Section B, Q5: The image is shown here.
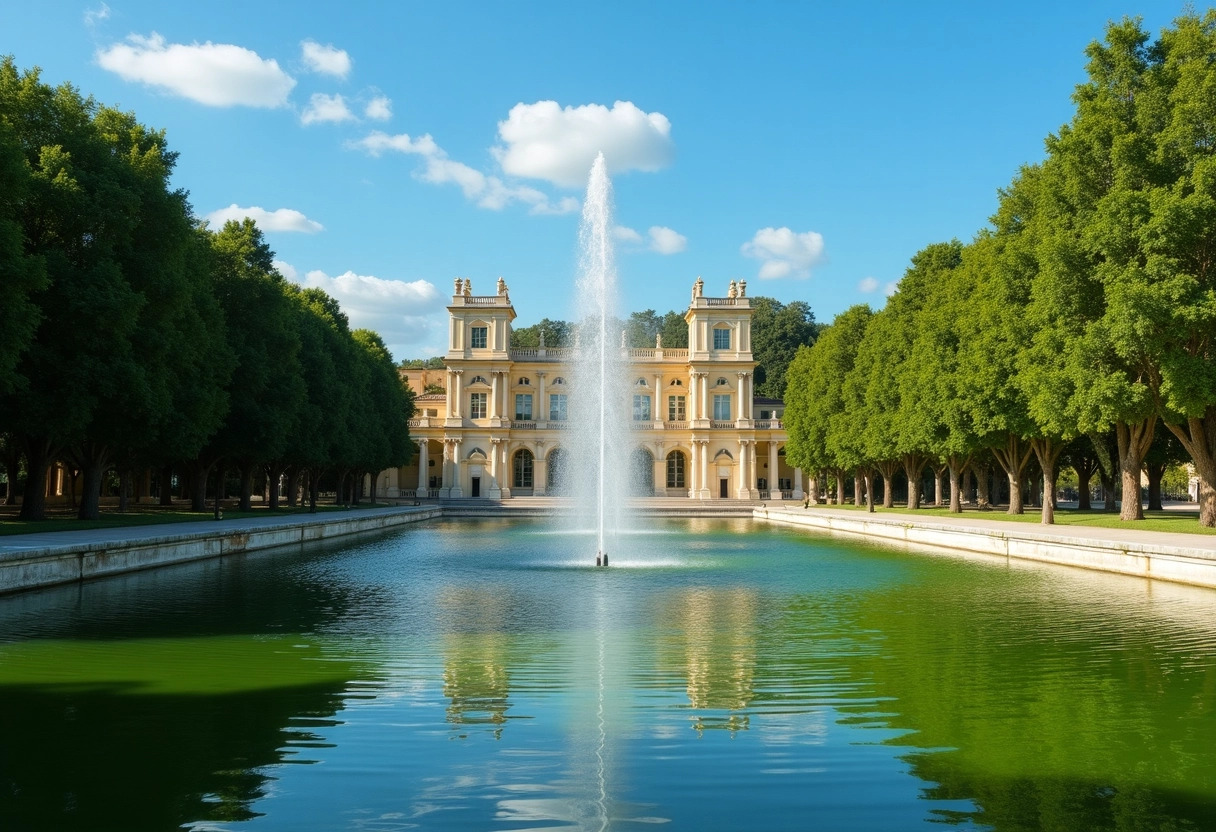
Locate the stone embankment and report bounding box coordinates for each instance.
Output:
[755,505,1216,589]
[0,505,441,595]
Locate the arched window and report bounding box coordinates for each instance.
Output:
[553,377,566,385]
[518,377,530,385]
[669,379,683,386]
[666,450,686,489]
[470,375,489,385]
[635,377,648,386]
[716,377,729,386]
[513,449,534,489]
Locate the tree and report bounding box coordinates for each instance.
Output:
[0,104,46,397]
[749,297,818,399]
[510,318,571,348]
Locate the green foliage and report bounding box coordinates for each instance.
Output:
[510,318,572,348]
[748,296,817,398]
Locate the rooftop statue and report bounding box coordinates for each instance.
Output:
[454,276,462,295]
[462,278,472,296]
[692,276,704,300]
[739,279,747,297]
[728,280,738,299]
[656,333,662,348]
[497,276,507,296]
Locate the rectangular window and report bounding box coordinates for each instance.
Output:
[713,328,731,350]
[632,394,651,421]
[668,395,686,421]
[713,394,731,421]
[470,392,487,419]
[549,393,568,421]
[514,393,533,421]
[471,326,488,349]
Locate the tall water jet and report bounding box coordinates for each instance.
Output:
[569,153,631,565]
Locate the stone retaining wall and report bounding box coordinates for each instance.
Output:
[755,507,1216,589]
[0,507,442,595]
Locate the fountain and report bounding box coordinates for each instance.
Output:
[569,153,631,566]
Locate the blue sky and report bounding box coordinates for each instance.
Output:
[5,0,1190,358]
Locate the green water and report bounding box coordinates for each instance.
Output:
[0,518,1213,831]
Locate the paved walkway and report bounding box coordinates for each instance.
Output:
[765,505,1216,555]
[0,504,433,555]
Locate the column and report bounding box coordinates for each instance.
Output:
[747,373,754,419]
[534,441,547,496]
[700,374,708,422]
[655,374,663,422]
[737,373,746,422]
[688,438,698,499]
[737,439,748,496]
[440,440,452,496]
[488,438,503,499]
[417,439,429,492]
[700,440,710,497]
[769,442,779,494]
[453,370,464,418]
[653,446,666,496]
[537,372,546,424]
[491,372,499,419]
[445,371,454,418]
[449,439,463,497]
[793,467,805,500]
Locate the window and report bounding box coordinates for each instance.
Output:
[549,393,568,421]
[670,379,683,386]
[513,449,534,488]
[759,410,772,420]
[668,395,686,421]
[470,375,488,385]
[515,393,533,421]
[713,394,731,421]
[716,377,728,386]
[633,394,651,421]
[471,326,488,349]
[666,451,686,489]
[635,377,647,386]
[552,376,566,385]
[713,327,731,350]
[518,377,530,385]
[470,392,487,419]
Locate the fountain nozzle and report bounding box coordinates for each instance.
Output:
[596,551,608,567]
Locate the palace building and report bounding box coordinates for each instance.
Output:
[378,277,805,501]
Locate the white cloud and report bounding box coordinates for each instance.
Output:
[647,226,686,255]
[206,204,323,233]
[614,225,643,243]
[275,260,447,357]
[741,227,825,279]
[493,100,674,187]
[364,95,392,121]
[96,33,295,108]
[350,130,579,215]
[858,276,879,293]
[300,40,351,79]
[301,92,355,125]
[84,3,110,26]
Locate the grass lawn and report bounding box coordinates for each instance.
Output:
[0,500,391,537]
[805,502,1216,535]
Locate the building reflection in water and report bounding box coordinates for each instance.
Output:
[657,587,758,736]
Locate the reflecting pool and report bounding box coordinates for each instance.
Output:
[1,518,1214,831]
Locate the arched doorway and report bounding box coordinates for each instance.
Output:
[512,449,534,494]
[547,447,568,495]
[666,450,686,493]
[631,448,654,495]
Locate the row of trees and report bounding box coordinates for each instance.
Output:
[785,14,1216,526]
[405,297,820,399]
[0,59,414,520]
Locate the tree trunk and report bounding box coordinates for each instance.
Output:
[308,469,320,513]
[835,470,845,507]
[863,470,875,512]
[962,468,973,506]
[1146,462,1165,511]
[808,475,819,504]
[190,460,213,512]
[160,463,174,507]
[18,438,54,521]
[975,461,991,509]
[238,461,256,513]
[1099,470,1118,512]
[118,468,130,513]
[285,467,300,508]
[71,443,109,521]
[1163,408,1216,527]
[1030,438,1063,525]
[1073,455,1096,510]
[265,463,284,510]
[853,474,862,506]
[878,461,898,508]
[947,454,970,514]
[933,465,946,507]
[902,454,925,510]
[1116,418,1155,521]
[991,434,1033,515]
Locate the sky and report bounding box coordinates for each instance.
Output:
[3,0,1193,358]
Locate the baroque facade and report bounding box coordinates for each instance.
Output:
[379,277,805,501]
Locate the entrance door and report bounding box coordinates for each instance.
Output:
[471,477,480,498]
[719,478,728,499]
